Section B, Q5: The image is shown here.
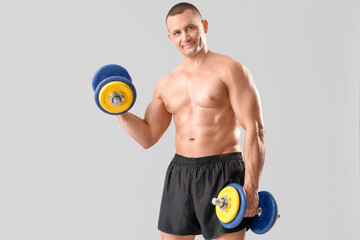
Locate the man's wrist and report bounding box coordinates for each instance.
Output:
[244,179,259,191]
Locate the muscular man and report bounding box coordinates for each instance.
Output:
[117,3,265,240]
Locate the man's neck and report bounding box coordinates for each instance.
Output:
[182,46,210,69]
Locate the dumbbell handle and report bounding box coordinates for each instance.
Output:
[212,197,280,218]
[109,93,124,107]
[212,197,261,214]
[212,198,225,207]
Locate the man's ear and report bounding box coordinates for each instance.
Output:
[168,34,171,40]
[202,19,209,33]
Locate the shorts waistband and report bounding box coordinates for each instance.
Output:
[172,152,243,166]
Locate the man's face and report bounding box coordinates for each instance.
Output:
[166,9,208,57]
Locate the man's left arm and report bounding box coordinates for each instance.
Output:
[222,61,265,217]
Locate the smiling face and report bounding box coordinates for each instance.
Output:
[166,9,208,58]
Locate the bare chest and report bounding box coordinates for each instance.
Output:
[161,72,229,114]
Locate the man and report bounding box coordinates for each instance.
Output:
[116,2,265,240]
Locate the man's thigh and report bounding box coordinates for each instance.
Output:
[216,229,246,240]
[161,232,195,240]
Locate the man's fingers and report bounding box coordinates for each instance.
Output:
[244,206,258,217]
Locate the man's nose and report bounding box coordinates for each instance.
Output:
[183,31,191,41]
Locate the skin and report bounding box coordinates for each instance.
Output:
[117,9,265,240]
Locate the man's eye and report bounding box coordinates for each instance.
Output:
[188,26,193,30]
[174,32,180,36]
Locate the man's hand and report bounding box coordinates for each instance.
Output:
[244,185,259,217]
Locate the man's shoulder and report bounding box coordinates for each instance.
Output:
[209,52,247,72]
[157,65,184,84]
[212,53,251,86]
[153,72,173,97]
[157,72,174,86]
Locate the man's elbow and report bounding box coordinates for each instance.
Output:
[140,138,157,149]
[258,126,265,143]
[141,141,153,149]
[244,122,265,142]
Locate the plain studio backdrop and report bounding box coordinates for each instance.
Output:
[0,0,359,239]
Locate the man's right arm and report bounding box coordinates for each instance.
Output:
[116,75,172,149]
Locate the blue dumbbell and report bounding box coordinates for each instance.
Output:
[92,64,137,115]
[212,183,279,234]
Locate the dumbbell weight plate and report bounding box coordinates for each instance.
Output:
[92,64,132,91]
[249,191,278,234]
[215,186,240,223]
[219,183,247,229]
[94,76,136,115]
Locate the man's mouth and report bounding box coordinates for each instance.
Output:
[183,41,196,48]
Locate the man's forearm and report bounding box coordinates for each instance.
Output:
[116,112,153,149]
[243,126,265,189]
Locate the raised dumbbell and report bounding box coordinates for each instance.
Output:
[92,64,136,115]
[212,183,279,234]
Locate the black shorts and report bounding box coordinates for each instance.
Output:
[158,152,252,240]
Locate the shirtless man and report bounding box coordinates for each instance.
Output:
[116,3,265,240]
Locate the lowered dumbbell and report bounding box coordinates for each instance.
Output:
[92,64,136,115]
[212,183,279,234]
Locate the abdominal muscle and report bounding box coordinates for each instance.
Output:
[173,104,242,158]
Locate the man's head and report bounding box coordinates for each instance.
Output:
[166,2,208,57]
[166,2,203,24]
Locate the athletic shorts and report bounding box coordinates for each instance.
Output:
[158,152,252,240]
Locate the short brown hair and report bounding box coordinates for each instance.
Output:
[166,2,202,23]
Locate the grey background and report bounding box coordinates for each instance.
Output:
[0,0,359,239]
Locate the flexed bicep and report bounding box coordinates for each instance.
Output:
[143,97,172,146]
[116,74,172,149]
